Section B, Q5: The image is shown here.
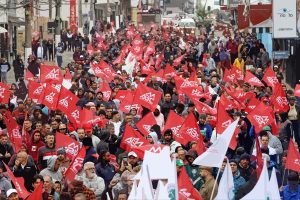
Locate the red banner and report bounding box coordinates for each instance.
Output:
[69,0,77,31]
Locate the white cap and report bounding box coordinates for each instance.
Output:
[128,151,138,158]
[7,189,17,197]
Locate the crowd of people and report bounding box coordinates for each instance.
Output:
[0,20,299,200]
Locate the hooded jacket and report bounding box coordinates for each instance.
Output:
[39,156,63,182]
[148,132,160,144]
[26,131,45,164]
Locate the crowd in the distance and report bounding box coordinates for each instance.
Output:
[0,20,299,200]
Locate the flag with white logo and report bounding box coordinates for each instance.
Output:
[120,124,149,152]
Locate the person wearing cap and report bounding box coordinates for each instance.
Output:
[199,165,218,200]
[185,150,202,190]
[230,159,246,199]
[281,171,300,200]
[0,162,12,196]
[76,162,105,198]
[238,153,254,181]
[6,188,18,200]
[287,96,300,151]
[39,155,63,182]
[176,159,184,175]
[198,113,213,142]
[120,151,140,174]
[83,124,100,149]
[13,151,37,191]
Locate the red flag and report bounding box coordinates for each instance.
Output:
[113,53,125,65]
[40,64,63,84]
[68,107,82,125]
[219,95,239,110]
[247,103,275,132]
[295,84,300,97]
[99,60,120,80]
[39,84,60,110]
[120,124,149,151]
[286,139,300,172]
[87,43,94,54]
[26,183,43,200]
[216,103,233,134]
[244,71,264,87]
[222,68,236,83]
[131,43,144,59]
[119,91,142,114]
[140,59,154,75]
[178,167,203,200]
[245,97,260,113]
[144,39,155,60]
[232,66,244,81]
[3,111,23,152]
[3,162,30,199]
[64,68,72,81]
[131,144,166,159]
[28,81,43,103]
[57,86,79,114]
[262,67,279,90]
[255,137,263,179]
[133,84,162,111]
[155,53,164,69]
[192,140,206,156]
[163,110,185,137]
[115,90,131,101]
[192,99,217,115]
[0,83,11,104]
[136,112,157,136]
[270,84,289,113]
[25,69,34,81]
[173,54,185,67]
[65,147,86,181]
[183,86,204,100]
[175,76,198,91]
[98,82,112,102]
[178,113,202,145]
[91,63,109,81]
[56,133,80,161]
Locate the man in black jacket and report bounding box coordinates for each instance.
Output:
[12,151,37,191]
[12,55,24,82]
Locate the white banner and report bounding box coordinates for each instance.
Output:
[273,0,298,38]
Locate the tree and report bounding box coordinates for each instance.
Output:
[196,0,211,20]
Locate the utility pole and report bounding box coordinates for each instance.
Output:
[78,0,82,28]
[107,0,110,23]
[24,0,32,66]
[54,0,61,46]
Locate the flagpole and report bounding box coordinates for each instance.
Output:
[209,166,221,200]
[281,169,286,187]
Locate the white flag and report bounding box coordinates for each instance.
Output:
[267,168,281,200]
[135,164,154,200]
[241,159,269,200]
[214,161,234,200]
[154,180,169,200]
[193,119,239,167]
[128,180,137,200]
